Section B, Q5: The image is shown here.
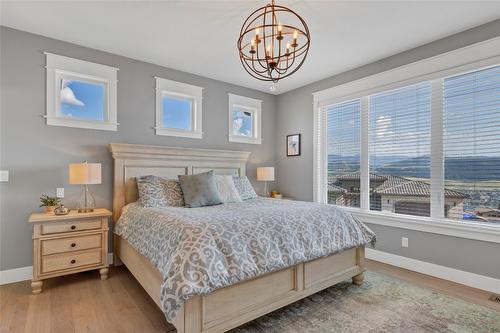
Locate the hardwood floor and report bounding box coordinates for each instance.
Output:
[0,267,172,333]
[1,260,498,333]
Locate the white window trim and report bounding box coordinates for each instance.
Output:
[313,37,500,243]
[155,77,203,139]
[45,52,118,131]
[228,93,262,144]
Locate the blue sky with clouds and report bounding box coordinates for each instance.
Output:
[60,80,105,120]
[232,109,252,137]
[328,66,500,161]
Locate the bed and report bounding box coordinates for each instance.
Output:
[110,143,375,333]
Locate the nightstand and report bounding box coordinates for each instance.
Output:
[28,208,111,294]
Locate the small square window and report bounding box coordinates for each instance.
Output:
[228,94,262,144]
[46,53,118,131]
[155,77,203,139]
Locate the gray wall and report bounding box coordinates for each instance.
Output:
[274,19,500,279]
[0,27,276,271]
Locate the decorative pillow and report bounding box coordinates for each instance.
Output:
[215,175,242,203]
[178,171,223,208]
[232,176,258,200]
[136,175,184,207]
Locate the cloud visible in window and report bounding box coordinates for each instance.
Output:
[61,81,85,106]
[233,118,243,134]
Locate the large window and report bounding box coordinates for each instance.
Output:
[369,83,431,216]
[315,63,500,226]
[326,100,361,207]
[444,65,500,223]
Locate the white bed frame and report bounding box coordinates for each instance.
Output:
[110,143,365,333]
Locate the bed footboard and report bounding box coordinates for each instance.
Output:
[116,236,365,333]
[175,246,365,333]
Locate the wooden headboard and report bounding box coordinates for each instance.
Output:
[109,143,251,222]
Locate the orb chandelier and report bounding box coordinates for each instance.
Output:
[237,0,311,83]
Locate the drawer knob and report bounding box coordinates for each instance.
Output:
[71,243,76,248]
[70,225,76,230]
[70,259,76,264]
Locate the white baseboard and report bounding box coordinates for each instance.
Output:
[0,253,115,286]
[0,266,33,285]
[2,250,497,294]
[366,248,500,294]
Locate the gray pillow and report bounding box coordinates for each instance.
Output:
[233,176,258,200]
[178,171,223,208]
[137,175,184,207]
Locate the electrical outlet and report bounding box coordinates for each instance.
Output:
[56,187,65,198]
[0,170,9,182]
[402,237,409,248]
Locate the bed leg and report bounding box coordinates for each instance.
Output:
[352,272,364,286]
[182,296,202,333]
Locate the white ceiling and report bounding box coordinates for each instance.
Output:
[1,1,500,94]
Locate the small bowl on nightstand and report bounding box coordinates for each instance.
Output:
[54,205,70,215]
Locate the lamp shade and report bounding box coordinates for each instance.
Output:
[257,167,275,182]
[69,163,102,185]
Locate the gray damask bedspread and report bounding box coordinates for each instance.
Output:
[114,198,376,322]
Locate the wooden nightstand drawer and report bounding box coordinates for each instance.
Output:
[41,249,102,274]
[41,219,102,235]
[41,234,102,255]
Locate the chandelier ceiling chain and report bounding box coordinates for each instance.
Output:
[237,0,311,83]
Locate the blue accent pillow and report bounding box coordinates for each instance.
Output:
[233,176,258,200]
[178,171,223,208]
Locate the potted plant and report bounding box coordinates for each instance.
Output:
[40,194,61,213]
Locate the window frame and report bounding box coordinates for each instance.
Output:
[45,52,118,131]
[155,77,203,139]
[313,37,500,242]
[228,93,262,144]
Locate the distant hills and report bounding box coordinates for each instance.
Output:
[328,154,500,180]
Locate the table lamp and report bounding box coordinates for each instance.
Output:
[257,167,275,197]
[69,162,101,213]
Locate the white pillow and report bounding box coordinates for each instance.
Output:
[215,175,243,203]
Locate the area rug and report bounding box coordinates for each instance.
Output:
[169,271,500,333]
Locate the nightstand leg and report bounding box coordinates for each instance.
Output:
[99,267,109,280]
[31,280,43,294]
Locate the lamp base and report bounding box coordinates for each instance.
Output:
[76,185,96,213]
[262,181,270,197]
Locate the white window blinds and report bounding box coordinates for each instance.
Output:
[314,56,500,225]
[369,83,432,217]
[326,100,361,207]
[443,65,500,222]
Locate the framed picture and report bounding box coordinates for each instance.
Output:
[287,134,301,157]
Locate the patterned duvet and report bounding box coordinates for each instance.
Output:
[114,198,376,322]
